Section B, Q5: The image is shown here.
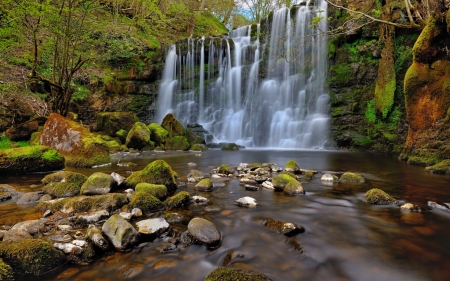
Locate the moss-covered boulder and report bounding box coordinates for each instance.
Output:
[186,129,206,145]
[101,214,140,251]
[125,160,178,191]
[80,172,116,195]
[285,160,300,173]
[40,113,110,167]
[165,136,190,150]
[37,193,128,214]
[161,113,185,137]
[129,192,166,213]
[217,164,233,175]
[165,191,190,209]
[116,129,128,144]
[339,172,365,183]
[96,112,138,137]
[0,258,13,280]
[195,179,213,192]
[135,183,168,200]
[148,123,169,146]
[284,180,305,195]
[125,122,153,150]
[205,267,272,281]
[221,143,239,151]
[365,188,397,205]
[425,159,450,174]
[42,171,87,198]
[0,239,65,275]
[0,145,64,175]
[190,143,208,151]
[272,173,298,191]
[5,120,39,141]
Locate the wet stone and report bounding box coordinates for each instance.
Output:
[245,184,259,191]
[222,251,245,266]
[0,191,12,201]
[136,218,170,236]
[262,218,305,236]
[187,217,222,248]
[236,197,257,208]
[156,242,178,253]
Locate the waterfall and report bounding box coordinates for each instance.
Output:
[156,0,329,149]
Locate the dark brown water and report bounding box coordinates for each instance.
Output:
[1,150,450,281]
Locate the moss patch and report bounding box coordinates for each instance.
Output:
[165,136,190,150]
[205,266,272,281]
[165,191,190,209]
[217,164,233,175]
[285,160,299,171]
[135,183,168,200]
[0,239,65,275]
[339,172,365,183]
[365,188,397,205]
[129,192,166,213]
[148,123,169,146]
[272,173,298,191]
[0,258,13,281]
[425,159,450,174]
[42,171,87,198]
[125,160,178,191]
[125,122,151,150]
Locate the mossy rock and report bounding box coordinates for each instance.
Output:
[165,191,190,209]
[125,160,178,191]
[37,193,128,214]
[217,164,233,175]
[284,180,305,195]
[272,173,298,191]
[194,178,213,192]
[165,136,190,150]
[5,120,39,141]
[116,129,128,144]
[425,159,450,174]
[0,239,65,275]
[161,113,185,137]
[96,112,137,137]
[247,163,262,170]
[365,188,397,205]
[129,192,166,213]
[0,258,13,281]
[135,183,168,200]
[185,129,205,145]
[0,145,64,175]
[30,131,41,146]
[339,172,365,183]
[205,266,272,281]
[285,160,300,173]
[80,172,116,195]
[104,140,122,152]
[190,143,208,151]
[42,171,87,198]
[221,143,239,151]
[125,122,151,150]
[148,123,169,146]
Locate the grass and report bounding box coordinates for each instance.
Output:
[0,136,30,150]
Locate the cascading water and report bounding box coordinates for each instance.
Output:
[156,0,330,149]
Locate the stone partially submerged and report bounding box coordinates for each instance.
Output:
[187,217,221,249]
[205,267,272,281]
[365,188,397,205]
[125,159,178,191]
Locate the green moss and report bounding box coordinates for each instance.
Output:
[135,183,168,199]
[217,164,233,174]
[339,172,365,183]
[148,123,169,145]
[165,136,190,150]
[365,188,396,204]
[0,136,30,150]
[0,258,13,281]
[330,63,351,86]
[425,159,450,174]
[42,149,63,161]
[165,191,190,209]
[272,173,298,191]
[125,160,178,191]
[125,122,151,150]
[190,144,206,151]
[129,192,166,213]
[30,132,41,146]
[66,135,110,168]
[205,266,272,281]
[328,37,338,59]
[3,146,42,159]
[42,171,87,198]
[407,155,439,166]
[221,143,239,151]
[116,129,128,143]
[161,113,185,137]
[285,160,299,171]
[0,239,65,275]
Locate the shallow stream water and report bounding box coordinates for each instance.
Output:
[1,149,450,281]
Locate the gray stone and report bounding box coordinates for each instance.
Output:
[136,218,170,236]
[236,197,257,208]
[119,212,133,220]
[76,210,109,224]
[187,169,205,182]
[86,224,110,251]
[17,191,43,205]
[131,208,142,217]
[102,214,140,251]
[187,217,221,248]
[111,172,126,186]
[80,172,115,195]
[192,195,208,203]
[262,181,275,190]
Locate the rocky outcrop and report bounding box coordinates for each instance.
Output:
[5,119,39,141]
[96,112,137,137]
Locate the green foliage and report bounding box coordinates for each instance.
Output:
[71,84,91,102]
[372,0,382,18]
[0,136,30,150]
[330,63,351,86]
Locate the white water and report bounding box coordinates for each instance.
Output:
[156,1,329,149]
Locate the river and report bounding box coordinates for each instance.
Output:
[1,149,450,281]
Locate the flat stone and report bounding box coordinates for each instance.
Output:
[262,181,275,190]
[119,212,133,220]
[136,218,170,236]
[236,197,257,208]
[245,184,259,191]
[76,210,109,223]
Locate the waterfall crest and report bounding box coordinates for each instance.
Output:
[157,1,329,149]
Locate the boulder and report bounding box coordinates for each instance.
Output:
[165,136,190,150]
[187,169,205,182]
[194,178,213,192]
[236,197,257,208]
[96,112,137,137]
[0,258,13,280]
[125,122,153,150]
[75,210,109,224]
[187,217,221,248]
[161,113,185,137]
[17,191,43,205]
[40,113,110,167]
[135,183,167,200]
[272,173,298,191]
[285,160,300,173]
[284,180,305,195]
[136,218,170,236]
[101,214,140,251]
[129,192,166,213]
[165,191,191,209]
[125,159,178,191]
[221,143,239,151]
[217,164,233,175]
[365,188,397,205]
[148,123,169,146]
[339,172,365,183]
[5,120,39,141]
[185,129,206,145]
[86,224,111,252]
[205,267,272,281]
[80,172,116,195]
[0,145,64,175]
[42,171,87,198]
[0,239,65,275]
[189,143,208,151]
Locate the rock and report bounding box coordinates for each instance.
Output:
[39,194,52,202]
[80,172,116,195]
[262,181,275,190]
[187,162,197,167]
[125,159,178,191]
[240,177,258,185]
[74,231,84,240]
[135,183,167,200]
[111,172,126,186]
[0,239,66,275]
[6,220,46,237]
[96,112,137,137]
[17,191,43,205]
[205,267,272,281]
[186,123,212,143]
[190,143,208,151]
[54,242,81,254]
[156,242,178,253]
[255,176,268,183]
[161,113,185,137]
[428,201,450,211]
[192,195,208,203]
[272,173,299,191]
[165,136,190,150]
[365,188,397,204]
[2,228,32,241]
[5,120,39,141]
[115,129,128,144]
[195,178,213,192]
[136,218,170,236]
[40,113,110,167]
[129,192,166,213]
[147,123,170,146]
[245,184,259,191]
[283,180,305,195]
[86,225,111,252]
[285,160,300,173]
[236,197,257,207]
[75,210,109,224]
[221,143,239,150]
[43,210,52,217]
[164,213,183,223]
[187,217,221,248]
[255,167,270,175]
[119,212,133,220]
[187,169,205,182]
[270,164,283,172]
[260,218,305,236]
[217,164,233,175]
[57,225,73,232]
[102,214,140,251]
[179,230,195,246]
[0,145,65,175]
[125,122,153,150]
[131,208,143,217]
[54,241,96,265]
[401,203,421,212]
[321,173,339,182]
[0,258,13,280]
[42,171,87,198]
[165,191,190,209]
[0,185,20,201]
[339,172,365,183]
